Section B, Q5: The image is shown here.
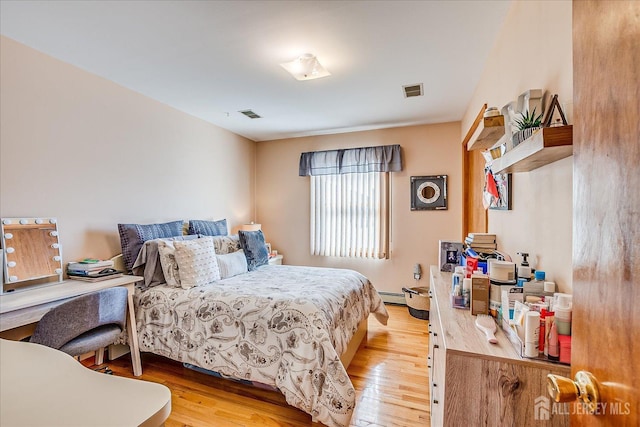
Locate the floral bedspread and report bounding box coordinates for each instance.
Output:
[134,264,389,427]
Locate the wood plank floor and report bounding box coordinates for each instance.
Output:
[101,304,430,427]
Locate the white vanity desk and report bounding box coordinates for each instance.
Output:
[0,338,171,426]
[0,275,143,376]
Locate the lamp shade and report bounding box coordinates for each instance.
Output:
[280,54,330,81]
[239,223,261,232]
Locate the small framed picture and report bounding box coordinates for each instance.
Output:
[488,172,512,210]
[439,240,463,272]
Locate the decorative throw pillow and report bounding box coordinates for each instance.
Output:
[157,238,202,288]
[118,220,183,272]
[173,237,220,289]
[216,250,248,279]
[134,235,200,288]
[187,219,228,236]
[238,230,269,271]
[212,234,242,255]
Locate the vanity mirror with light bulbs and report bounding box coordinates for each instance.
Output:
[1,217,64,293]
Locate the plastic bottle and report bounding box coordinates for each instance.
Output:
[462,277,471,308]
[548,321,560,361]
[517,252,532,281]
[452,266,465,294]
[538,309,546,354]
[524,311,540,358]
[554,300,572,336]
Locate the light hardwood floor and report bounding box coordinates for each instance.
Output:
[102,304,430,427]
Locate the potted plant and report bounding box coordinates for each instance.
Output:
[512,107,543,146]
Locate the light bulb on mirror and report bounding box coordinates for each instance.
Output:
[6,247,14,254]
[49,218,57,224]
[55,268,63,274]
[50,231,58,237]
[7,261,16,268]
[53,255,61,262]
[4,233,12,239]
[19,219,28,225]
[2,219,11,225]
[51,243,60,249]
[9,276,18,282]
[35,219,43,224]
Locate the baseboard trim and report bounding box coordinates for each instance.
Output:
[379,292,406,306]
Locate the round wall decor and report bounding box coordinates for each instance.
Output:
[411,175,448,210]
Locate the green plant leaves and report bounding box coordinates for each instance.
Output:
[514,107,543,131]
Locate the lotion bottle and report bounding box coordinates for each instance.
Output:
[517,252,531,281]
[548,320,560,361]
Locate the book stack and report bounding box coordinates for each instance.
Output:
[67,259,122,282]
[464,233,497,255]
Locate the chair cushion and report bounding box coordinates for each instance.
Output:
[30,287,128,351]
[58,324,123,357]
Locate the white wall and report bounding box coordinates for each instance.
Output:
[0,36,256,264]
[256,122,462,294]
[461,1,573,292]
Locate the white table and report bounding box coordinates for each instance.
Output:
[0,275,143,376]
[0,338,171,426]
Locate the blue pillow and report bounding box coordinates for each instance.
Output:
[238,230,269,271]
[118,220,183,272]
[188,219,228,236]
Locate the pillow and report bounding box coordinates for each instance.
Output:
[187,219,228,236]
[238,230,269,271]
[133,235,199,288]
[212,234,242,255]
[216,250,248,279]
[118,220,184,271]
[173,237,221,289]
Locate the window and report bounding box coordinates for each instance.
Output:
[310,171,389,258]
[299,144,402,259]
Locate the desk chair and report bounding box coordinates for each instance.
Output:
[29,287,128,367]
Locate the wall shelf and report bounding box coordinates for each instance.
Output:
[492,125,573,173]
[466,115,505,151]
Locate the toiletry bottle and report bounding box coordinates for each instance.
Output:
[517,252,531,282]
[462,278,471,308]
[538,309,546,354]
[548,320,560,361]
[544,312,554,357]
[452,266,465,294]
[524,311,540,358]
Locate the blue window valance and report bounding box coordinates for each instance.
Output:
[298,144,403,176]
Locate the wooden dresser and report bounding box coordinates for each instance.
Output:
[428,266,569,426]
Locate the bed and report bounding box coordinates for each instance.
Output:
[121,225,389,427]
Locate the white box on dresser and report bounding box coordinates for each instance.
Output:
[428,266,569,426]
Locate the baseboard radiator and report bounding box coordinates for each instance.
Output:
[379,292,406,306]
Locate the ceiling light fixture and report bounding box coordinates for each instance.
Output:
[280,53,331,81]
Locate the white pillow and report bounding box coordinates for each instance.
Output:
[216,250,248,279]
[174,237,221,289]
[157,240,181,287]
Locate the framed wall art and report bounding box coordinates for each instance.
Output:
[411,175,448,210]
[488,172,512,210]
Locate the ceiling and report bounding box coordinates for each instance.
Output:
[0,1,512,142]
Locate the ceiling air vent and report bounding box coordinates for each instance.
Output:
[403,83,423,98]
[239,109,262,119]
